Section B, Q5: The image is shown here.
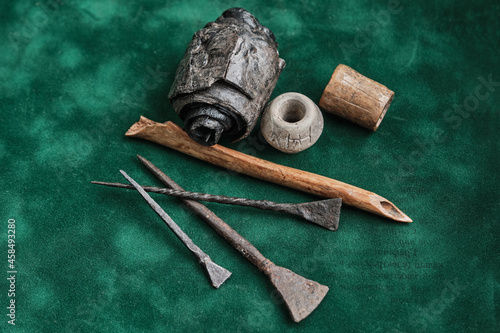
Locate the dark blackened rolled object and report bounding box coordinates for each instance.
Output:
[168,8,285,146]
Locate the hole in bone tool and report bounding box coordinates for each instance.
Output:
[380,201,400,217]
[280,100,306,123]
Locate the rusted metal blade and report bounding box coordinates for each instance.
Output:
[135,155,329,322]
[90,182,342,231]
[282,199,342,231]
[202,260,232,289]
[119,170,231,288]
[265,263,329,322]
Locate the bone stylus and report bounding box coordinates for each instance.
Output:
[136,155,329,323]
[118,170,231,289]
[125,117,412,223]
[91,181,342,231]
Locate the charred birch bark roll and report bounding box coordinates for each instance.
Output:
[168,8,285,146]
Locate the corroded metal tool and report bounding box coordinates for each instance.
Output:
[136,155,329,322]
[119,170,231,289]
[91,181,342,231]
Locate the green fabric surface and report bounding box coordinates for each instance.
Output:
[1,0,499,332]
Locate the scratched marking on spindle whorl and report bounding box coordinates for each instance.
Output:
[262,93,323,153]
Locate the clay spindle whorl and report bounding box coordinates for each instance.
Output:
[319,64,394,131]
[169,8,286,146]
[261,93,324,154]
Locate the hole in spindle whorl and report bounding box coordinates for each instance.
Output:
[279,99,306,123]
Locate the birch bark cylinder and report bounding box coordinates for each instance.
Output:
[319,64,394,131]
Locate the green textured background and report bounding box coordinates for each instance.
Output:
[1,0,499,332]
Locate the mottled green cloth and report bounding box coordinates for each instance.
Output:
[0,0,498,332]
